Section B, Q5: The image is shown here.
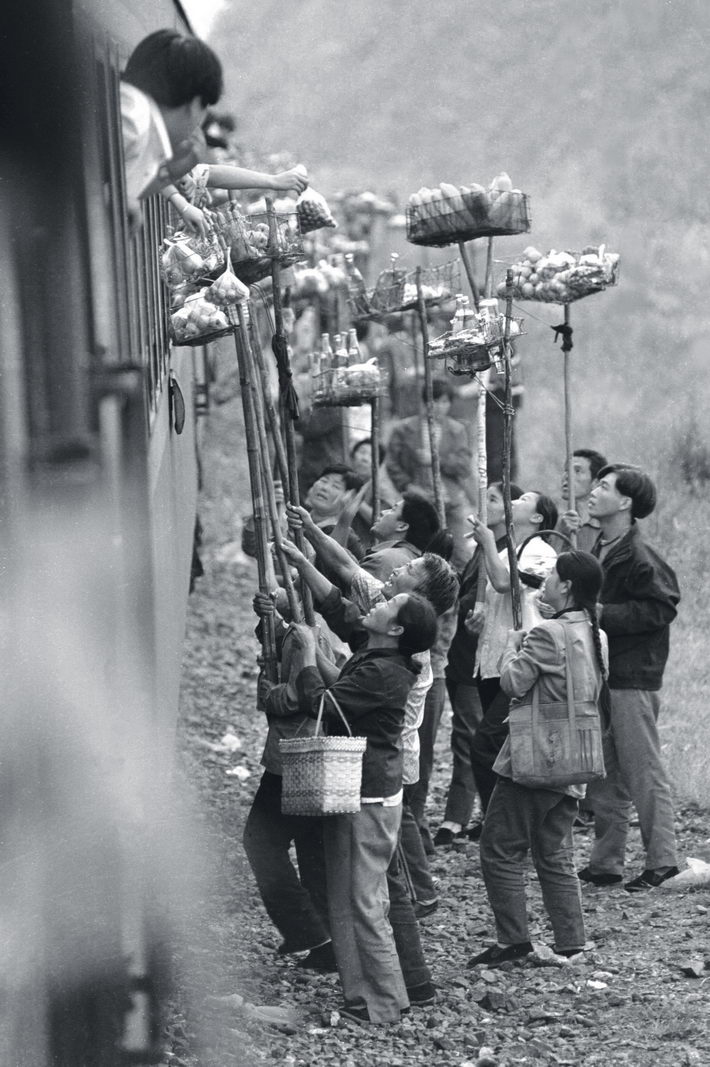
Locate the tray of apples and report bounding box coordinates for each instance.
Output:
[500,245,620,304]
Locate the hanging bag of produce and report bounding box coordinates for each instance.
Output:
[205,248,250,306]
[296,187,337,233]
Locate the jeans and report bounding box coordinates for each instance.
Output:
[324,804,408,1023]
[586,688,678,875]
[480,778,585,951]
[470,676,510,813]
[242,771,329,952]
[443,677,484,826]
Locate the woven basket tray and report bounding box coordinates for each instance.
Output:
[407,191,530,248]
[279,735,366,815]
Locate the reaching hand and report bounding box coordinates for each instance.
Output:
[558,509,582,534]
[180,203,212,239]
[288,622,317,651]
[280,538,309,569]
[253,591,276,618]
[505,628,526,649]
[286,503,315,534]
[274,168,309,193]
[467,516,495,547]
[465,606,485,635]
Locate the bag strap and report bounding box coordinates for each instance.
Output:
[314,689,353,738]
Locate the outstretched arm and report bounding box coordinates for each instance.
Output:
[286,504,360,586]
[205,164,308,194]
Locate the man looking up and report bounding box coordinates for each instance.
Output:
[557,448,607,553]
[579,465,681,891]
[360,491,442,583]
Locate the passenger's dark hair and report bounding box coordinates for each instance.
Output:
[425,529,454,562]
[396,593,438,656]
[573,448,608,482]
[316,463,363,493]
[124,30,223,109]
[422,378,454,403]
[530,491,559,533]
[401,490,440,551]
[351,437,385,467]
[596,464,656,520]
[555,551,610,720]
[415,553,460,616]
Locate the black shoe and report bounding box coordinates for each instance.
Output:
[466,822,483,841]
[277,940,310,957]
[433,827,466,847]
[553,946,585,958]
[340,1004,371,1025]
[295,941,337,972]
[574,809,595,829]
[624,866,680,892]
[468,941,533,967]
[414,899,439,920]
[406,981,436,1006]
[578,866,623,887]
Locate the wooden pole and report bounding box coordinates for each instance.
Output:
[484,236,494,299]
[245,332,303,623]
[266,197,316,625]
[458,241,480,310]
[232,305,279,682]
[501,268,522,630]
[416,266,446,526]
[370,395,382,524]
[563,302,577,547]
[248,315,290,489]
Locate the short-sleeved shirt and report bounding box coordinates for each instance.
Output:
[120,83,172,211]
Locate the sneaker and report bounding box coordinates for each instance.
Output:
[468,941,533,967]
[414,899,439,920]
[406,981,436,1006]
[624,866,680,892]
[578,866,623,887]
[295,941,337,972]
[433,827,466,847]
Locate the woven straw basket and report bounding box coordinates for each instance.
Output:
[279,691,366,816]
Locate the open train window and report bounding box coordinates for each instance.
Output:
[91,38,172,421]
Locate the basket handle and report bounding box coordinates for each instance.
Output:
[314,689,353,738]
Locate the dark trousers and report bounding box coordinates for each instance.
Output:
[470,676,510,814]
[386,840,432,990]
[399,798,437,904]
[243,770,329,952]
[443,677,484,826]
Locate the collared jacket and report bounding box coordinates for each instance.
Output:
[385,414,472,506]
[596,524,680,691]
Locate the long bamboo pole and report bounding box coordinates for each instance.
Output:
[232,304,279,681]
[245,329,303,623]
[501,268,522,630]
[474,242,494,603]
[563,302,577,547]
[416,267,446,526]
[265,198,316,625]
[370,395,382,524]
[458,241,480,310]
[248,309,290,489]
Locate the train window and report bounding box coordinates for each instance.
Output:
[92,38,172,421]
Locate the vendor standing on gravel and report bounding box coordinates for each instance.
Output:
[284,595,438,1026]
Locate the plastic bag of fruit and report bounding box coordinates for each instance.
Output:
[297,187,337,233]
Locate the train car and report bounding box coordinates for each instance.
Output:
[1,1,212,1062]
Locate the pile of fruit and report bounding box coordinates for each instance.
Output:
[170,292,231,345]
[296,188,337,233]
[499,244,620,304]
[406,173,529,246]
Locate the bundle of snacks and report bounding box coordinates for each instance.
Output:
[429,301,522,377]
[216,209,304,285]
[499,244,620,304]
[347,258,459,320]
[406,172,530,247]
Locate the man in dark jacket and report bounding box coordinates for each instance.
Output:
[579,465,681,891]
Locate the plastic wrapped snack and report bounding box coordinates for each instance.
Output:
[297,187,337,233]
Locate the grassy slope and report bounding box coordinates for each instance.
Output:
[210,0,710,799]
